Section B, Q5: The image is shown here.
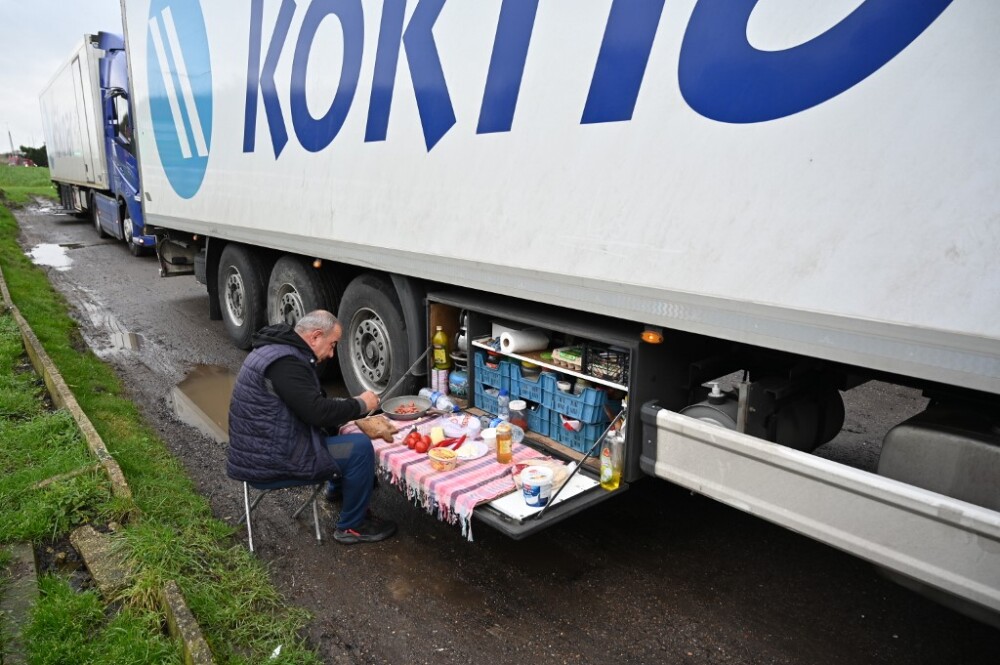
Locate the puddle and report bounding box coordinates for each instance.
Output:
[31,205,71,216]
[109,331,142,352]
[172,364,237,443]
[27,243,72,271]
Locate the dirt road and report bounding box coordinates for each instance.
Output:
[13,202,999,664]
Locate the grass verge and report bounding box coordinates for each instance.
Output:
[0,166,56,206]
[0,202,322,662]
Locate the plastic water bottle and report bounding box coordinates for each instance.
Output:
[418,388,458,412]
[497,388,510,421]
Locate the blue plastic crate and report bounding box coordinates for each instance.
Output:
[508,363,557,405]
[474,381,501,416]
[551,384,614,423]
[474,351,510,391]
[550,412,610,454]
[524,404,551,438]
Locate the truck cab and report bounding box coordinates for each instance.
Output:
[92,32,155,256]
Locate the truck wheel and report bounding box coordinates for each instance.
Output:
[92,195,109,239]
[338,273,416,397]
[266,256,343,327]
[218,244,267,349]
[120,205,143,257]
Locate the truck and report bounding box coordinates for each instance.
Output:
[119,0,999,625]
[39,32,155,256]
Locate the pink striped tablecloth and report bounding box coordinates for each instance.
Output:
[341,416,543,540]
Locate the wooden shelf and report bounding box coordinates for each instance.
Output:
[471,338,628,392]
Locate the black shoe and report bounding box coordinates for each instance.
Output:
[333,518,397,544]
[324,481,342,503]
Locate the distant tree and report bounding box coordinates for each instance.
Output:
[19,145,48,167]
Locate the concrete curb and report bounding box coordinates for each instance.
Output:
[161,581,216,665]
[0,264,214,663]
[0,266,131,504]
[0,544,38,665]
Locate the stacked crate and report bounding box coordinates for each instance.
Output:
[548,382,618,453]
[473,351,510,416]
[508,364,555,437]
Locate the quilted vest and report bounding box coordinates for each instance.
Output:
[226,343,340,483]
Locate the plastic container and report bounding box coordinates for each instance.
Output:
[520,360,541,378]
[428,447,457,472]
[481,427,497,450]
[521,466,554,507]
[550,346,584,372]
[509,399,528,430]
[443,413,482,439]
[448,368,468,398]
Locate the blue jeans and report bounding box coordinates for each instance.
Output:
[324,432,375,530]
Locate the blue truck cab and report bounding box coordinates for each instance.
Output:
[91,32,155,256]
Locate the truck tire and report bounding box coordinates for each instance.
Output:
[120,203,143,257]
[92,194,109,239]
[218,244,267,349]
[338,273,416,397]
[266,256,344,327]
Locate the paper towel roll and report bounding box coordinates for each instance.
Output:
[500,330,549,353]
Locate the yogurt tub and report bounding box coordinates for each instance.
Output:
[521,466,554,507]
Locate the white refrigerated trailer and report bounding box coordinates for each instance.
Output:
[120,0,999,624]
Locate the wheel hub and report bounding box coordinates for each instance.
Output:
[350,309,390,391]
[275,285,305,326]
[224,270,246,326]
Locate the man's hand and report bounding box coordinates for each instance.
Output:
[358,390,380,413]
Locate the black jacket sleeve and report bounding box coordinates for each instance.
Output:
[264,356,365,431]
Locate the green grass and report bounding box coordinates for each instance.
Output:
[0,203,322,662]
[0,165,56,205]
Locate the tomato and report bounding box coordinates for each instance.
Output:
[406,434,418,449]
[414,440,430,454]
[420,434,432,447]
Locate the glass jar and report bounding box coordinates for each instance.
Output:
[496,423,513,464]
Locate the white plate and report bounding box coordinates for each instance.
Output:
[455,440,488,461]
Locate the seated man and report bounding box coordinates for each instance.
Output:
[227,310,396,544]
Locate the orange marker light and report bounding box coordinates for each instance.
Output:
[641,327,664,344]
[312,258,322,269]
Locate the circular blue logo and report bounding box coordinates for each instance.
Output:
[147,0,212,199]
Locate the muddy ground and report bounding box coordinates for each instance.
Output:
[12,202,1000,664]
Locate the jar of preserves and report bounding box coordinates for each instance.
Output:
[496,423,513,464]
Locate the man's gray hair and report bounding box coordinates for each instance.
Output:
[294,310,340,334]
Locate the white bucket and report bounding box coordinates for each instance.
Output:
[521,466,554,507]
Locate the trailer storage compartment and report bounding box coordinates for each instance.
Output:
[417,291,681,539]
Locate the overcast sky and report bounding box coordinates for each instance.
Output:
[1,0,123,150]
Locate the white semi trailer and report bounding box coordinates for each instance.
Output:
[120,0,999,623]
